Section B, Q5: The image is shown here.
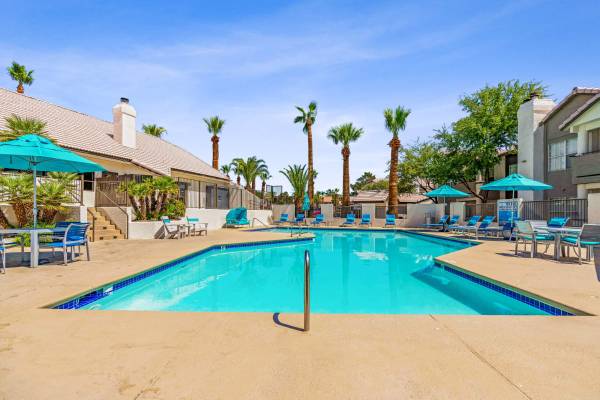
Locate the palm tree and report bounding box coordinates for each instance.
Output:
[220,164,232,178]
[230,159,242,185]
[7,62,34,94]
[203,116,225,169]
[142,124,167,138]
[327,123,364,206]
[294,102,317,205]
[383,106,411,215]
[280,164,308,212]
[232,157,268,192]
[260,171,272,198]
[1,114,50,142]
[38,181,70,223]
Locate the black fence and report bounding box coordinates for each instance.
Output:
[521,199,588,227]
[465,202,497,219]
[334,205,363,218]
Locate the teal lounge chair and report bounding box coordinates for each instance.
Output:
[384,214,396,228]
[341,214,356,226]
[311,214,325,226]
[421,215,449,230]
[466,216,499,239]
[293,213,306,225]
[450,215,480,233]
[274,213,289,224]
[561,224,600,264]
[225,208,250,228]
[359,214,371,226]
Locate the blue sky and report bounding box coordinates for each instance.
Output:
[2,0,599,191]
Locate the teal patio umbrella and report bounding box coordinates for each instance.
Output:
[301,193,310,212]
[0,134,106,228]
[480,173,552,222]
[425,185,469,204]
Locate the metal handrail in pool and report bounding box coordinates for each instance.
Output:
[304,250,310,332]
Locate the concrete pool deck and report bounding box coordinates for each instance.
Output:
[1,228,599,399]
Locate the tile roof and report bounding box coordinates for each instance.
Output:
[558,93,600,131]
[0,88,228,181]
[538,87,600,126]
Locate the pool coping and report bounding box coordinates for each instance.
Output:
[47,227,581,316]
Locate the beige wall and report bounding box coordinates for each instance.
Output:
[405,204,445,227]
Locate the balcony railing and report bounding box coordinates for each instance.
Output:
[570,151,600,184]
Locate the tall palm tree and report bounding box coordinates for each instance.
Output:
[220,164,232,178]
[327,123,364,206]
[383,106,411,215]
[203,116,225,169]
[142,123,167,138]
[260,171,272,198]
[294,102,317,205]
[0,114,50,142]
[7,62,34,94]
[230,159,242,185]
[280,164,308,212]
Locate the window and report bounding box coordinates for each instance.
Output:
[589,129,600,153]
[548,137,577,171]
[82,172,94,191]
[206,184,216,208]
[217,187,229,209]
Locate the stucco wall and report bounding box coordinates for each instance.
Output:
[588,192,600,224]
[272,204,295,221]
[404,204,445,227]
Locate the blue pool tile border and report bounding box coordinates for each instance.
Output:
[51,237,314,310]
[435,262,575,316]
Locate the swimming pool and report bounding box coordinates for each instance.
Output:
[62,229,572,315]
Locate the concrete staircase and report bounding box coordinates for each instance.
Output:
[87,208,125,241]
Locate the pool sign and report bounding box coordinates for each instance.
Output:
[497,198,522,225]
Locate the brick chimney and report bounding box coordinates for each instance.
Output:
[112,97,137,148]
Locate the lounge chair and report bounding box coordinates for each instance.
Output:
[0,234,24,273]
[40,223,91,265]
[311,214,325,226]
[561,224,600,264]
[185,216,208,236]
[225,208,250,228]
[293,213,306,225]
[463,216,495,237]
[421,215,449,230]
[274,213,289,225]
[341,214,356,227]
[449,216,480,233]
[467,216,500,239]
[161,216,186,239]
[384,214,396,228]
[359,213,372,227]
[514,221,554,258]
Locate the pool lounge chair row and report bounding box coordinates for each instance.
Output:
[161,216,208,239]
[275,213,389,227]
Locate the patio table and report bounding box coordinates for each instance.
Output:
[535,226,582,260]
[0,228,66,268]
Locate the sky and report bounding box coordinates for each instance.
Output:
[1,0,599,192]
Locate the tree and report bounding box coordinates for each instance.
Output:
[384,106,411,215]
[260,171,271,199]
[38,181,70,223]
[0,174,33,226]
[203,116,225,169]
[280,164,308,212]
[362,179,389,191]
[231,157,268,192]
[1,115,50,142]
[220,164,232,178]
[7,62,34,94]
[438,80,546,201]
[118,176,178,220]
[327,123,364,206]
[230,159,242,185]
[142,124,167,138]
[351,172,377,193]
[294,102,317,205]
[324,188,341,207]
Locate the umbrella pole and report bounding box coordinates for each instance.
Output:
[33,165,37,229]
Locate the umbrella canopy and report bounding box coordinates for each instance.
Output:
[0,134,106,228]
[0,134,105,173]
[425,185,469,199]
[480,173,552,192]
[301,193,310,212]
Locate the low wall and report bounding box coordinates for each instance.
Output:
[588,192,600,224]
[404,203,445,227]
[0,204,85,227]
[128,208,273,239]
[449,202,465,223]
[272,204,295,221]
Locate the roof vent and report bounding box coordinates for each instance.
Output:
[120,97,129,104]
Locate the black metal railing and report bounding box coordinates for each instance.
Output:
[334,205,362,218]
[521,198,588,227]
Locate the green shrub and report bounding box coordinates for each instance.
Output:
[164,198,185,219]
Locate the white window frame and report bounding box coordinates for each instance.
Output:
[548,137,577,172]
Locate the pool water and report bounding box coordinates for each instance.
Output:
[79,229,550,315]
